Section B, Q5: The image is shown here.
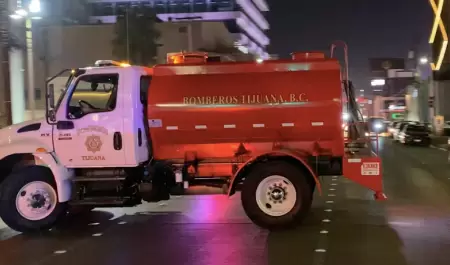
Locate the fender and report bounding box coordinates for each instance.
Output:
[33,152,74,203]
[227,149,322,196]
[0,141,73,203]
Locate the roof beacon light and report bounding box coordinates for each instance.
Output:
[94,60,130,67]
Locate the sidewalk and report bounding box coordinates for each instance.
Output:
[431,135,449,150]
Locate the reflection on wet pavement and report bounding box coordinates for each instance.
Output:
[1,138,450,265]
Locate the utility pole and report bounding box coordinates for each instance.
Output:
[0,0,12,126]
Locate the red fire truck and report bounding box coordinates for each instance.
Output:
[0,47,385,233]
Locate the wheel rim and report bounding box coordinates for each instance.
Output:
[15,181,57,221]
[255,175,297,217]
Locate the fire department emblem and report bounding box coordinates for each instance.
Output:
[85,135,103,153]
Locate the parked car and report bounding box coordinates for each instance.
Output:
[393,121,420,141]
[398,124,430,146]
[388,121,400,137]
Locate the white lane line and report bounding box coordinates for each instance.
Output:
[88,222,100,226]
[328,194,336,197]
[118,221,127,225]
[324,209,333,212]
[325,201,334,204]
[329,188,335,191]
[322,219,331,223]
[54,250,67,254]
[320,230,329,234]
[315,249,327,253]
[92,233,103,237]
[439,148,447,151]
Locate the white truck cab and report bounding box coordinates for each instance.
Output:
[0,61,155,232]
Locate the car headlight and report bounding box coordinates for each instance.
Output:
[374,123,383,129]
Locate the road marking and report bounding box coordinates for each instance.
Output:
[329,188,335,191]
[439,148,447,151]
[118,221,127,225]
[92,233,103,237]
[331,183,337,186]
[54,250,67,254]
[88,222,100,226]
[324,209,332,212]
[322,219,331,223]
[320,230,329,234]
[325,200,334,204]
[328,194,336,197]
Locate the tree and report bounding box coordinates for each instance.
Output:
[112,6,160,66]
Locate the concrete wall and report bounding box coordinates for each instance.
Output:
[433,80,450,120]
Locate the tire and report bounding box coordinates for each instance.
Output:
[0,166,67,233]
[241,161,312,230]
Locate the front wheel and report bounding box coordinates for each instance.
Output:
[241,161,312,230]
[0,166,67,233]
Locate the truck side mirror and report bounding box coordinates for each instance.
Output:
[48,83,55,108]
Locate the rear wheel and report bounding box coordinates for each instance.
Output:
[0,166,67,233]
[241,161,312,229]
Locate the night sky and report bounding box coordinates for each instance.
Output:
[267,0,433,91]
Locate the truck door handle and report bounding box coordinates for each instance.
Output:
[113,132,122,150]
[56,120,74,130]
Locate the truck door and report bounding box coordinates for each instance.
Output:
[53,72,126,167]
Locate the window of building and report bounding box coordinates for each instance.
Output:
[154,0,168,13]
[193,0,208,12]
[90,3,114,16]
[67,74,119,119]
[210,0,234,11]
[169,0,191,13]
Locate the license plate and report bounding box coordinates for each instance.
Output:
[414,139,421,142]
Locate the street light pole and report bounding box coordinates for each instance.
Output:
[25,18,35,120]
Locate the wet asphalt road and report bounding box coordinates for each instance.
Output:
[1,138,450,265]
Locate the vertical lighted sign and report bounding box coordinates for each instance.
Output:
[429,0,448,71]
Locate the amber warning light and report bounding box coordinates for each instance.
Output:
[167,52,208,64]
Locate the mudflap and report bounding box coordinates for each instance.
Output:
[342,156,387,201]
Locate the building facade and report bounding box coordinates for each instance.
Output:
[87,0,270,59]
[368,58,415,98]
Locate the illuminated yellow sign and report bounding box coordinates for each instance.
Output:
[183,94,308,105]
[429,0,448,71]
